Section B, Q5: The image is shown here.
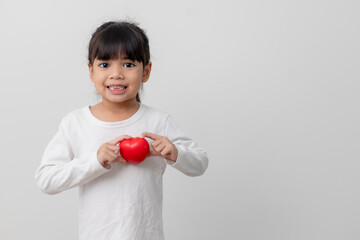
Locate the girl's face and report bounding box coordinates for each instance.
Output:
[88,57,151,106]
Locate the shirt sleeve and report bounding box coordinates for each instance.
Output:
[163,115,209,176]
[34,118,110,195]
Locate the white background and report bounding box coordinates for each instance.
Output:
[1,0,359,239]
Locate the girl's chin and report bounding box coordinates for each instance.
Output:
[103,94,138,103]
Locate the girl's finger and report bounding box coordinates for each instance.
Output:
[161,145,172,156]
[107,150,118,159]
[118,157,127,164]
[108,144,120,152]
[142,132,161,141]
[114,155,127,164]
[155,142,167,153]
[151,138,161,149]
[109,135,132,145]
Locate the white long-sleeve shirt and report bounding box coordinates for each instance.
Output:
[35,103,208,240]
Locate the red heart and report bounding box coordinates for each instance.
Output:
[119,137,150,165]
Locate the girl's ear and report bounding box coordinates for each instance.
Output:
[88,62,94,82]
[142,62,152,83]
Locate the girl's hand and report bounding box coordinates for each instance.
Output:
[141,132,178,162]
[97,135,132,168]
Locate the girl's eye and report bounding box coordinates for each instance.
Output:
[124,63,135,68]
[99,63,110,68]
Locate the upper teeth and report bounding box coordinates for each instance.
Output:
[109,86,125,90]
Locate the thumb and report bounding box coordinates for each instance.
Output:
[116,155,127,164]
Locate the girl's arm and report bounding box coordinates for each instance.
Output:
[34,119,110,195]
[143,115,209,176]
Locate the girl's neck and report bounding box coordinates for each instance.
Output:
[100,99,140,114]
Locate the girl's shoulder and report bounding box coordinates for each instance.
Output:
[142,104,167,115]
[141,104,174,121]
[58,105,90,125]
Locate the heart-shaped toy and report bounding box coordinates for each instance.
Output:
[119,137,150,165]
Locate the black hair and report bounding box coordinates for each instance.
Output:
[88,21,150,102]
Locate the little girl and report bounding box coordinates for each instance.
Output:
[35,21,208,240]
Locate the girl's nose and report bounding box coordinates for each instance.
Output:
[110,66,124,79]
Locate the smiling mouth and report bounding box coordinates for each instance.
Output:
[107,85,128,90]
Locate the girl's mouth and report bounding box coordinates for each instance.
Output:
[107,85,128,94]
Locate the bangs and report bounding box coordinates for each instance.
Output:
[91,24,144,63]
